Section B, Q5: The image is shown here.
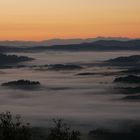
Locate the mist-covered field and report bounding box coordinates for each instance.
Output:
[0,50,140,133]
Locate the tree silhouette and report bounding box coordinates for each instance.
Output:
[0,111,31,140]
[47,119,81,140]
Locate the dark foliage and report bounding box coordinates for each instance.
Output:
[47,64,83,71]
[1,80,40,87]
[0,111,31,140]
[47,119,81,140]
[0,53,33,65]
[76,72,96,76]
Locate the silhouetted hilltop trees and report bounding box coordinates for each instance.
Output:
[1,80,40,87]
[76,72,96,76]
[0,53,33,65]
[47,64,83,71]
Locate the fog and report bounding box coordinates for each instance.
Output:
[0,51,140,131]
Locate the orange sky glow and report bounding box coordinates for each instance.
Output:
[0,0,140,40]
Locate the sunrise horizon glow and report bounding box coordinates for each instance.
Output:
[0,0,140,41]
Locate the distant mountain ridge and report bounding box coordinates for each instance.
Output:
[0,37,130,47]
[0,39,140,52]
[29,39,140,51]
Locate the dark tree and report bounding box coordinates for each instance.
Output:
[0,111,31,140]
[47,119,81,140]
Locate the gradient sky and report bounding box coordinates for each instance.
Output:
[0,0,140,40]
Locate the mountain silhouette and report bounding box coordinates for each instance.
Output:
[0,39,140,52]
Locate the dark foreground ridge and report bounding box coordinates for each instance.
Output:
[1,79,40,87]
[0,111,81,140]
[114,75,140,83]
[0,53,34,65]
[1,111,140,140]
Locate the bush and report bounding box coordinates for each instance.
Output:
[0,112,81,140]
[0,111,31,140]
[47,119,81,140]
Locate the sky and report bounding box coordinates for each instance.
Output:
[0,0,140,40]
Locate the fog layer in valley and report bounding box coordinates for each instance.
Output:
[0,51,140,131]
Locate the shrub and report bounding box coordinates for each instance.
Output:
[0,111,31,140]
[47,119,81,140]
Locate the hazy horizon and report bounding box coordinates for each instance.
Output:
[0,36,135,41]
